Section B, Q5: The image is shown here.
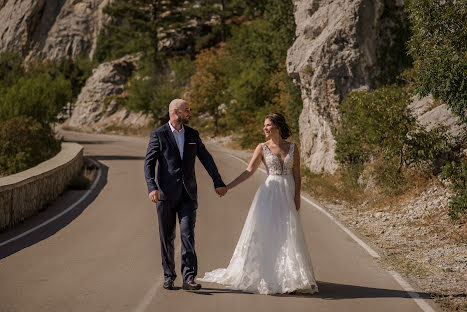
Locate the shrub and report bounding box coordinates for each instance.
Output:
[187,47,229,136]
[0,51,24,90]
[335,85,451,191]
[213,14,300,147]
[126,55,194,124]
[0,72,72,124]
[336,86,415,169]
[404,125,453,174]
[406,0,467,121]
[441,159,467,221]
[0,116,61,176]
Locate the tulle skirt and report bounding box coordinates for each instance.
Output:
[198,174,318,295]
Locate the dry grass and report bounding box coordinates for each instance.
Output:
[421,207,467,244]
[380,252,431,278]
[301,165,432,213]
[301,167,366,205]
[435,296,467,312]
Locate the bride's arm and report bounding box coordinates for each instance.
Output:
[226,144,263,190]
[292,144,301,211]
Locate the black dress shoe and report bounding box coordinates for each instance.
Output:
[182,280,201,290]
[163,279,174,290]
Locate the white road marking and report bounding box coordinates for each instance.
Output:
[0,158,102,248]
[229,154,437,312]
[388,270,437,312]
[300,195,380,258]
[133,244,181,312]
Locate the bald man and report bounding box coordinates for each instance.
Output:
[144,99,227,290]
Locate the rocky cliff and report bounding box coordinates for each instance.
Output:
[287,0,409,173]
[66,54,153,132]
[0,0,112,61]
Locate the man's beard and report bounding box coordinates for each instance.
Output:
[179,116,190,124]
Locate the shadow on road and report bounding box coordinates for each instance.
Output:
[92,155,145,161]
[0,159,108,259]
[188,281,435,300]
[184,287,250,295]
[303,281,432,300]
[63,139,115,145]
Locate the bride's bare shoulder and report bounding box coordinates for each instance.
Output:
[254,143,264,153]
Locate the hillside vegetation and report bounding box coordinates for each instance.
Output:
[331,0,466,221]
[92,0,301,146]
[0,52,93,175]
[0,0,465,223]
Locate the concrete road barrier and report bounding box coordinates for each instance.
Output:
[0,143,83,231]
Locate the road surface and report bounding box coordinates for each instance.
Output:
[0,130,439,312]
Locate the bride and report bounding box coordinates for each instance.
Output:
[198,113,319,295]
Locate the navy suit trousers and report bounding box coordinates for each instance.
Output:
[156,187,198,282]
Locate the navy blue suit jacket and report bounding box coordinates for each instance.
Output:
[144,123,225,201]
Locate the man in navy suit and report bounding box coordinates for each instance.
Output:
[144,99,227,290]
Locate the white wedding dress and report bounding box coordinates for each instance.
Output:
[198,142,318,295]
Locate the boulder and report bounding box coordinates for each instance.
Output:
[409,95,466,140]
[66,54,153,132]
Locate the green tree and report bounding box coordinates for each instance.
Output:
[335,86,451,191]
[441,159,467,220]
[94,0,154,62]
[0,52,24,90]
[55,57,94,100]
[187,47,228,135]
[185,0,300,146]
[126,55,194,123]
[0,72,72,124]
[336,87,415,170]
[407,0,467,121]
[0,116,60,176]
[263,0,296,62]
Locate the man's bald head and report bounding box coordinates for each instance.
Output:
[168,98,191,127]
[169,99,187,112]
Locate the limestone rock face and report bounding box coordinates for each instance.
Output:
[0,0,112,60]
[66,54,153,132]
[410,95,466,140]
[287,0,407,173]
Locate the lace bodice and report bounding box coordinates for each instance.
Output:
[262,142,295,175]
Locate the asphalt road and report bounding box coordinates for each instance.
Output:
[0,130,440,312]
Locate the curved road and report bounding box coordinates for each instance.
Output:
[0,130,440,312]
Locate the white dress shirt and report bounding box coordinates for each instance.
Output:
[168,121,185,159]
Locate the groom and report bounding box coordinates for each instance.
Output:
[144,98,227,291]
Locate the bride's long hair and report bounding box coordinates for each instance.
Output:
[265,113,291,139]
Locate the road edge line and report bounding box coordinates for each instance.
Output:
[0,157,102,248]
[133,244,181,312]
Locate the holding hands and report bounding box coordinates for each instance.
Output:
[215,186,228,197]
[150,188,228,203]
